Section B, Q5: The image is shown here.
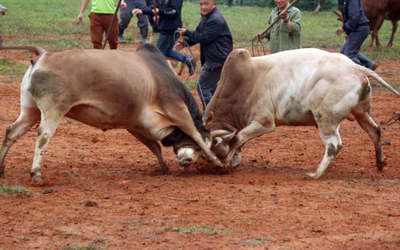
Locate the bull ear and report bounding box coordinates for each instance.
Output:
[203,111,214,130]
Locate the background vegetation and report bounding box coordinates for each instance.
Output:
[0,0,398,60]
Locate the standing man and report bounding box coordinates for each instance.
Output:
[335,0,377,70]
[176,0,233,111]
[78,0,127,49]
[118,0,149,44]
[264,0,301,54]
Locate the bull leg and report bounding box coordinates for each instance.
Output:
[307,125,343,179]
[0,108,41,177]
[128,131,169,175]
[30,111,64,183]
[313,3,321,13]
[354,112,386,171]
[387,20,398,48]
[224,120,274,167]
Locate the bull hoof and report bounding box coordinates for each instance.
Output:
[211,160,223,168]
[377,156,387,171]
[228,165,239,171]
[30,175,43,186]
[306,172,320,179]
[150,169,170,176]
[30,171,43,183]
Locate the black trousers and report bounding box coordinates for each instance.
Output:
[197,66,223,110]
[340,24,373,68]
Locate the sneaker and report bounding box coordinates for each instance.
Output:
[118,35,126,44]
[185,57,197,76]
[370,62,378,71]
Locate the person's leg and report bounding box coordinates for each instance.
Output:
[341,25,370,65]
[156,33,171,56]
[357,53,377,70]
[157,34,188,62]
[197,66,222,111]
[105,14,119,49]
[118,3,134,43]
[89,12,104,49]
[138,21,149,43]
[135,0,149,43]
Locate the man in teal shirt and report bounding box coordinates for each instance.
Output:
[78,0,127,49]
[265,0,301,54]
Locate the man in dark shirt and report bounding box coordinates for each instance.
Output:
[177,0,233,111]
[335,0,377,70]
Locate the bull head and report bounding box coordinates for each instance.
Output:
[175,112,214,167]
[210,129,242,168]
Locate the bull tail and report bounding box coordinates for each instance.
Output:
[358,65,400,98]
[0,45,46,57]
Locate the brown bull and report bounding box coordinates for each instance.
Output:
[0,43,220,183]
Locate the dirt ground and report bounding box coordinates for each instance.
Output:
[1,39,400,250]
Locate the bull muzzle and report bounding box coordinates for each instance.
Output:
[175,147,202,166]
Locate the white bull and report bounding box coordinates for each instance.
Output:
[204,48,400,179]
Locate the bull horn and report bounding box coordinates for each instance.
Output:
[211,129,234,138]
[214,137,223,146]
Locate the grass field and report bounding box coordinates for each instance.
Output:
[0,0,399,60]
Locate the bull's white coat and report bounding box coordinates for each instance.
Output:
[206,48,400,179]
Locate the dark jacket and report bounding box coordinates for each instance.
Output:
[338,0,369,35]
[154,0,183,35]
[184,7,233,70]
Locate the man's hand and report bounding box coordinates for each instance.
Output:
[178,28,187,36]
[279,11,288,21]
[335,27,345,36]
[121,1,127,10]
[132,8,143,14]
[78,13,84,24]
[152,8,159,15]
[153,15,159,24]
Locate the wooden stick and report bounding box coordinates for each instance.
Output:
[103,0,122,49]
[257,0,300,40]
[152,0,159,24]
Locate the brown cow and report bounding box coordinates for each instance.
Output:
[317,0,398,50]
[204,48,400,179]
[313,0,325,13]
[363,0,400,50]
[0,44,221,183]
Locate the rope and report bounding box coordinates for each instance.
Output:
[173,30,207,110]
[251,38,269,57]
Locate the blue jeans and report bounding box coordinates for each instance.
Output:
[156,33,190,63]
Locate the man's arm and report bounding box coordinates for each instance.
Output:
[185,19,223,45]
[78,0,90,23]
